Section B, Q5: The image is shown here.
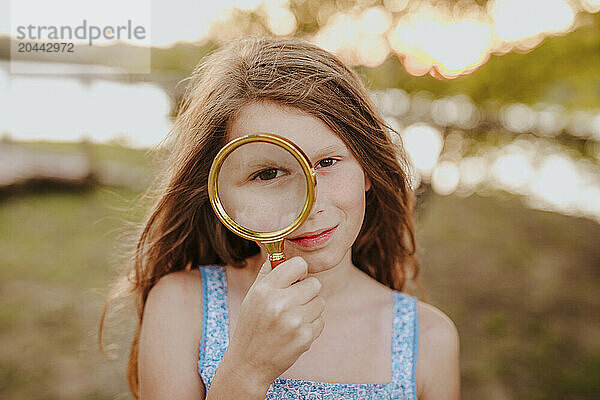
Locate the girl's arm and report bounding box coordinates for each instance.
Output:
[416,301,461,400]
[138,271,207,399]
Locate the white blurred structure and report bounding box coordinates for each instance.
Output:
[0,62,172,149]
[371,89,600,224]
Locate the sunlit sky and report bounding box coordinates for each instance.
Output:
[2,0,599,77]
[314,0,595,77]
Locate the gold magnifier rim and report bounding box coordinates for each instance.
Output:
[207,133,317,242]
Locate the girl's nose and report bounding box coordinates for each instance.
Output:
[307,174,327,218]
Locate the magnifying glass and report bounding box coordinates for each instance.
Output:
[208,133,317,269]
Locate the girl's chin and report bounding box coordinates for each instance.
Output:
[297,252,345,273]
[306,263,335,274]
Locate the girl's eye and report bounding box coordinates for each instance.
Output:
[316,158,338,169]
[252,168,281,181]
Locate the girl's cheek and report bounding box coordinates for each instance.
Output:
[324,163,367,211]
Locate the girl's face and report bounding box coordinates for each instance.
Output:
[226,101,371,273]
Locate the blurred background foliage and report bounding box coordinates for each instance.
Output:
[1,0,599,399]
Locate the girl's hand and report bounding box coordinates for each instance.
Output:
[225,256,325,387]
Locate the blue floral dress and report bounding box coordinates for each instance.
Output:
[197,265,419,399]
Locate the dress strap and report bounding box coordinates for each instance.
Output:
[391,290,419,399]
[198,266,230,387]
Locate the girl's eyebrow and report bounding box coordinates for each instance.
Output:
[311,144,346,161]
[243,160,278,169]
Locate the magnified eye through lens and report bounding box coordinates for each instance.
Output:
[217,141,308,233]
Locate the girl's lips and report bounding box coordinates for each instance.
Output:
[288,225,338,248]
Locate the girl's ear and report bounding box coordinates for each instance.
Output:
[364,174,372,192]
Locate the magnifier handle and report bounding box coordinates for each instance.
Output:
[265,241,285,269]
[267,241,285,269]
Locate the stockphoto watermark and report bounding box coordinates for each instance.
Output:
[10,0,151,74]
[15,20,147,46]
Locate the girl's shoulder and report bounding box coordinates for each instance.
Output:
[143,267,205,335]
[147,265,226,318]
[415,300,458,341]
[150,267,204,302]
[414,300,460,399]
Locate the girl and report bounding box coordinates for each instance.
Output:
[100,36,460,399]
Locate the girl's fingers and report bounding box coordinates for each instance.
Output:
[266,257,308,289]
[309,315,325,338]
[286,276,321,305]
[300,296,325,323]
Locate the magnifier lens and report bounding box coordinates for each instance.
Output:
[216,141,308,233]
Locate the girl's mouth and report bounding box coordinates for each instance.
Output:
[288,225,338,248]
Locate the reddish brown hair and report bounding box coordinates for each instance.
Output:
[99,35,420,399]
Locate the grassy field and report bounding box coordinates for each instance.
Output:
[417,192,600,400]
[1,142,599,399]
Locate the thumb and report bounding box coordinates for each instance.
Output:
[254,257,272,282]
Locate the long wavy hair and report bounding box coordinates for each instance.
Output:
[99,35,421,399]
